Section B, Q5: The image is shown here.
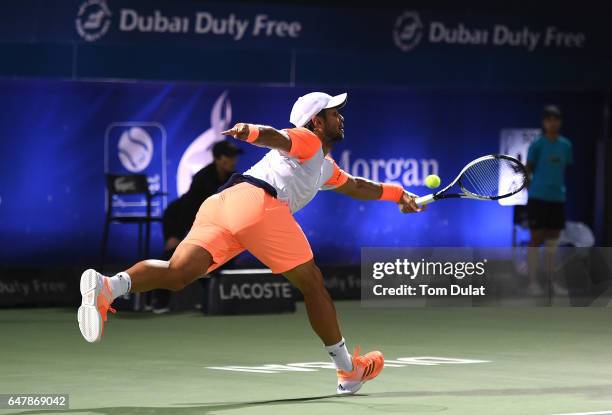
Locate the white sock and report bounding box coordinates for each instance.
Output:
[325,338,353,372]
[107,272,131,300]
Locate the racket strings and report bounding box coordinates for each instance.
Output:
[462,159,499,196]
[470,161,498,195]
[461,158,525,198]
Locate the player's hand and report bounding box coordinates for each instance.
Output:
[398,192,425,213]
[221,123,250,141]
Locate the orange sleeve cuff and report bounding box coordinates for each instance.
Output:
[380,183,404,202]
[324,162,349,188]
[285,127,321,162]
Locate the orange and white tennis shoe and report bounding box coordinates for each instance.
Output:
[77,269,116,343]
[336,347,384,394]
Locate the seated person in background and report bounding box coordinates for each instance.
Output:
[152,141,243,313]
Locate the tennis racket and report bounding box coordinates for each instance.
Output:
[415,154,527,206]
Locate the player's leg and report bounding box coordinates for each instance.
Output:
[235,188,383,394]
[282,259,383,394]
[124,244,212,292]
[78,244,213,343]
[229,187,343,347]
[78,192,243,343]
[283,259,341,346]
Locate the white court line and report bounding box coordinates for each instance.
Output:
[552,411,612,415]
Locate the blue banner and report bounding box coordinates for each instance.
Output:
[1,1,605,54]
[0,79,601,266]
[1,1,611,87]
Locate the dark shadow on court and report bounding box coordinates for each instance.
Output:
[11,384,612,415]
[360,383,612,399]
[10,394,345,415]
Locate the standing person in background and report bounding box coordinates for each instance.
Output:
[152,141,243,313]
[526,105,573,295]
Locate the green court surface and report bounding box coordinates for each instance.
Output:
[1,302,611,415]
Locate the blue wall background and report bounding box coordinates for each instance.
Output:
[0,79,602,266]
[0,1,607,265]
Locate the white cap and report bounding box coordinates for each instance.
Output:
[289,92,347,127]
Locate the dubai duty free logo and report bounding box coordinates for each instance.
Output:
[393,11,423,52]
[75,0,112,42]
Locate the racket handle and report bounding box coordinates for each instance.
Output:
[415,194,435,206]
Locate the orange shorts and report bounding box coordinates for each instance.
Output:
[180,182,313,274]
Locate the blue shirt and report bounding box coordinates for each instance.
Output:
[527,135,573,202]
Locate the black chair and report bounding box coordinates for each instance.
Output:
[101,174,165,269]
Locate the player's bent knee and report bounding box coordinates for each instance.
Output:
[164,261,204,291]
[164,265,200,291]
[165,274,188,291]
[164,243,212,291]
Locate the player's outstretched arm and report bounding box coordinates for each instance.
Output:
[333,176,384,200]
[221,123,292,152]
[334,176,424,213]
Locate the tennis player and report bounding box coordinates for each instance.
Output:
[78,92,424,394]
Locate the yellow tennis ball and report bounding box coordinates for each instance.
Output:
[424,174,441,189]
